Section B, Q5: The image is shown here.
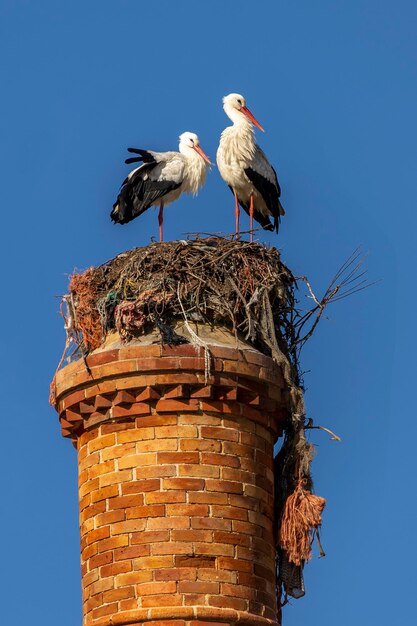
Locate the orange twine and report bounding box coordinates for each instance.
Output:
[280,479,326,566]
[69,269,103,351]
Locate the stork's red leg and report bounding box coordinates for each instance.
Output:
[249,193,254,243]
[234,190,240,239]
[158,202,164,242]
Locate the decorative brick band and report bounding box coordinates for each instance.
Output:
[55,343,289,443]
[54,340,290,626]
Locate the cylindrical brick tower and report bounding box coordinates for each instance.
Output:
[54,326,291,626]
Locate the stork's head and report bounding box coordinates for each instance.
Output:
[222,93,264,131]
[179,132,211,164]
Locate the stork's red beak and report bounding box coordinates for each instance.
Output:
[241,106,265,132]
[193,144,211,164]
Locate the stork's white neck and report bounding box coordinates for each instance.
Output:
[223,102,253,128]
[181,149,208,195]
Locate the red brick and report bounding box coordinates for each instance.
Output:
[179,357,206,370]
[217,557,252,572]
[119,345,161,359]
[175,555,215,568]
[154,567,196,581]
[208,595,248,611]
[135,414,177,427]
[117,428,155,443]
[163,478,205,491]
[113,390,136,405]
[85,526,110,545]
[163,384,190,399]
[178,464,219,478]
[79,401,95,415]
[193,542,234,557]
[213,531,251,547]
[158,452,199,465]
[198,568,235,583]
[91,602,118,619]
[81,543,98,562]
[145,491,186,504]
[89,551,113,570]
[205,480,243,495]
[180,439,221,453]
[136,439,178,453]
[122,479,160,494]
[170,529,212,542]
[179,581,220,594]
[136,386,161,402]
[99,469,133,488]
[131,530,170,545]
[147,517,190,531]
[95,510,125,527]
[200,400,240,415]
[79,478,99,498]
[151,541,193,555]
[101,422,135,435]
[161,344,198,357]
[62,389,85,410]
[101,442,136,461]
[201,452,240,468]
[94,394,113,409]
[80,501,106,524]
[114,544,149,560]
[137,581,176,595]
[208,346,239,361]
[88,434,115,453]
[88,460,115,479]
[221,582,256,599]
[135,465,177,479]
[191,518,231,531]
[108,494,144,510]
[211,505,247,521]
[98,535,129,552]
[90,484,118,503]
[86,350,119,367]
[111,403,151,418]
[141,594,183,608]
[136,556,174,569]
[188,492,228,505]
[115,571,153,586]
[102,586,136,603]
[118,453,157,469]
[111,519,147,535]
[190,385,213,399]
[100,562,132,577]
[155,425,197,438]
[166,503,209,517]
[179,414,219,426]
[126,504,165,519]
[155,399,200,413]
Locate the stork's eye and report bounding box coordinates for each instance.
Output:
[237,99,242,106]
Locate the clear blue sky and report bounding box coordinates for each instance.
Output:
[1,1,416,624]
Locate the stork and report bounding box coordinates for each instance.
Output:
[216,93,285,241]
[111,132,211,241]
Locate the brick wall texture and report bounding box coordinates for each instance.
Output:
[54,338,289,626]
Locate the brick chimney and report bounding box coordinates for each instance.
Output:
[54,325,290,626]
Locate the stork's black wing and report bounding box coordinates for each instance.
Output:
[244,166,284,233]
[111,151,182,225]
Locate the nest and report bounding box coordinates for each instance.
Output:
[61,237,299,376]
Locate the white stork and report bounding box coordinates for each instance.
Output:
[216,93,285,241]
[111,132,211,241]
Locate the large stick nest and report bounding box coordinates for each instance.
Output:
[64,237,300,378]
